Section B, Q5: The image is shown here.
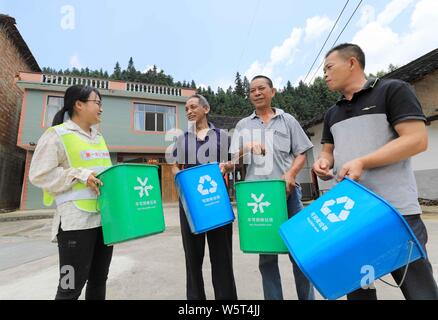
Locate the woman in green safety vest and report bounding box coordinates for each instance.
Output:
[29,85,113,300]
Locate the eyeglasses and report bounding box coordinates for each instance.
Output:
[86,100,103,107]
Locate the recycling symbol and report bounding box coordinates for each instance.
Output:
[320,196,355,223]
[197,175,218,196]
[247,193,271,214]
[134,177,153,198]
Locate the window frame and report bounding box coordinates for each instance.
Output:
[132,101,177,134]
[43,95,64,128]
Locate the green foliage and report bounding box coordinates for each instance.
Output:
[42,62,351,122]
[234,72,245,97]
[367,64,399,79]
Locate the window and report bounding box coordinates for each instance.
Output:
[134,103,176,132]
[44,96,63,127]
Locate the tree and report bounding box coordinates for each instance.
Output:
[243,76,250,97]
[285,80,293,93]
[41,62,340,123]
[388,64,399,72]
[368,64,400,78]
[112,62,122,80]
[126,57,137,81]
[234,72,245,97]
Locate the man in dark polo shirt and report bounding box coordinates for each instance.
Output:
[169,94,237,300]
[313,43,438,300]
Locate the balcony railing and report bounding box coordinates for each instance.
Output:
[19,72,196,97]
[42,74,109,89]
[126,82,182,96]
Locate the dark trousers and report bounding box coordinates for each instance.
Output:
[55,226,113,300]
[179,204,238,300]
[347,214,438,300]
[258,186,315,300]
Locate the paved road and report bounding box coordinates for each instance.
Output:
[0,208,437,300]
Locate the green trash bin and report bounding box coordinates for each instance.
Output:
[235,180,289,254]
[97,164,165,245]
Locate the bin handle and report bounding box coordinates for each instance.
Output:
[224,151,251,190]
[379,240,414,288]
[227,148,270,194]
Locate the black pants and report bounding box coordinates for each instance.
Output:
[179,204,238,300]
[55,226,113,300]
[347,214,438,300]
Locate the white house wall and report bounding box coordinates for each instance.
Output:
[308,122,336,193]
[308,121,438,200]
[412,121,438,200]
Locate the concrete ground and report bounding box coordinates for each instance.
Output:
[0,205,438,300]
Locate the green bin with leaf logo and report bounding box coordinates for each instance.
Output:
[97,164,165,245]
[235,180,289,253]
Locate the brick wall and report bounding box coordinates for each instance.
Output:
[0,24,34,210]
[412,70,438,117]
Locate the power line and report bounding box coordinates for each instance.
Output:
[303,0,350,83]
[308,0,363,84]
[236,0,261,74]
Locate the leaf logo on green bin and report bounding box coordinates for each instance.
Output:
[197,175,218,196]
[133,177,153,198]
[247,193,271,214]
[320,196,355,223]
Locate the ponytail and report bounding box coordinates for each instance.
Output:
[50,85,101,127]
[52,108,68,126]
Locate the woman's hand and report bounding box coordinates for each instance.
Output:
[87,172,103,196]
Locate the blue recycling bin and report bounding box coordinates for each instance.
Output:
[279,177,426,300]
[175,162,235,234]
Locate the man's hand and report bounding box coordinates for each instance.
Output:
[312,158,334,181]
[282,171,296,197]
[337,158,365,181]
[171,165,180,177]
[244,142,266,156]
[86,172,103,196]
[219,161,234,174]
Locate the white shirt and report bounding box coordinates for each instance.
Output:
[29,120,104,242]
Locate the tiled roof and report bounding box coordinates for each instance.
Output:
[382,48,438,83]
[0,14,40,72]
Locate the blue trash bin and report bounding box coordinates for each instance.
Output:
[279,177,426,300]
[175,162,235,234]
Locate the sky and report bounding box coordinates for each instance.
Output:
[1,0,438,90]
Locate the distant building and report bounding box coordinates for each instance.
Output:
[16,71,196,209]
[0,14,41,211]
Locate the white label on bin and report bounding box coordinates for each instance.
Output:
[202,195,221,206]
[247,216,274,227]
[320,196,355,223]
[134,177,153,198]
[247,193,271,214]
[197,175,218,196]
[136,200,157,211]
[308,212,328,232]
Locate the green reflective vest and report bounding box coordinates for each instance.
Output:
[43,123,112,212]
